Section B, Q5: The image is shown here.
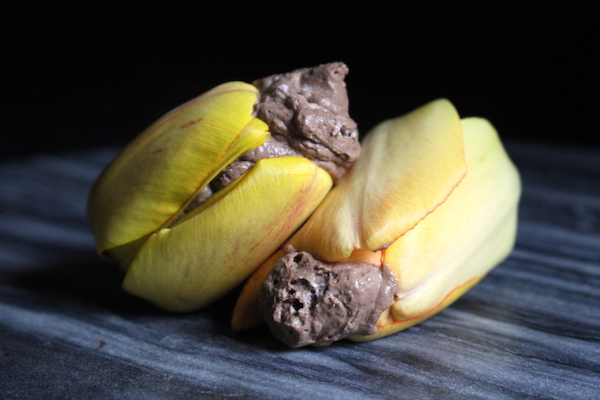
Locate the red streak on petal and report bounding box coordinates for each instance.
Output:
[151,148,166,155]
[179,117,203,129]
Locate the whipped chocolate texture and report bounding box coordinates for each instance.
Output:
[259,246,398,348]
[176,63,360,221]
[219,62,360,186]
[247,62,361,183]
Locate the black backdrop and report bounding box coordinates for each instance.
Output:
[3,2,598,161]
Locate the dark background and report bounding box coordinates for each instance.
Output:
[2,2,598,161]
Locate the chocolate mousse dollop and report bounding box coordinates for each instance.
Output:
[178,63,360,219]
[259,246,398,348]
[247,62,361,183]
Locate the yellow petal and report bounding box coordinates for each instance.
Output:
[289,99,466,261]
[350,117,521,340]
[231,248,285,331]
[349,276,482,342]
[232,100,465,330]
[122,157,332,312]
[88,82,269,260]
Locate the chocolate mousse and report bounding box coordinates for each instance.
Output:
[183,62,360,216]
[259,246,398,348]
[248,62,361,183]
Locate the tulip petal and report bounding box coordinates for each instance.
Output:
[231,248,286,331]
[350,117,521,340]
[122,157,333,312]
[290,99,466,261]
[232,100,466,330]
[349,276,482,342]
[88,82,269,259]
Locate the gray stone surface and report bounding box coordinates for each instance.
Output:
[1,142,599,399]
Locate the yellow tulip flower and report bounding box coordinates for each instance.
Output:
[88,82,333,312]
[232,99,521,345]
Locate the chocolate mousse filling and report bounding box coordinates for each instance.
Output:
[177,62,360,219]
[259,246,398,348]
[248,61,361,183]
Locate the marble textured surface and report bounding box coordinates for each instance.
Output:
[1,142,599,399]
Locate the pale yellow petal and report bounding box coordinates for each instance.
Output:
[88,82,269,258]
[231,249,286,331]
[349,117,521,340]
[122,157,332,312]
[290,99,466,261]
[349,277,482,342]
